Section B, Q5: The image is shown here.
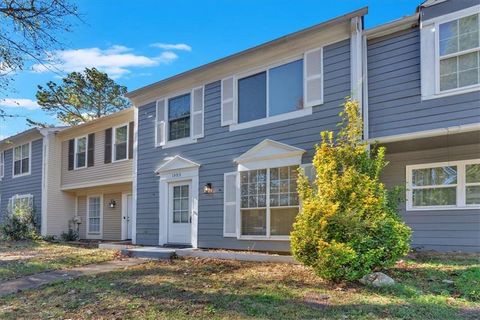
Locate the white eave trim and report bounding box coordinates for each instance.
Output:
[234,139,306,163]
[155,155,200,174]
[367,123,480,144]
[365,13,419,40]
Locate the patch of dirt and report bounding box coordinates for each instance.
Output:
[303,291,330,310]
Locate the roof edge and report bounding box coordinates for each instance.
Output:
[364,13,419,40]
[126,7,368,100]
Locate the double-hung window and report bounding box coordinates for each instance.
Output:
[113,125,128,161]
[240,165,299,238]
[8,194,33,212]
[438,13,480,92]
[406,160,480,210]
[168,93,191,141]
[13,143,30,177]
[75,136,87,169]
[237,59,304,124]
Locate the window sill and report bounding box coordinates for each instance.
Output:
[159,137,197,149]
[229,108,313,132]
[73,166,87,171]
[238,236,291,241]
[422,85,480,101]
[407,205,480,211]
[12,172,31,179]
[112,157,129,164]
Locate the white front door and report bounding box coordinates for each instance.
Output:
[122,194,133,240]
[167,181,192,245]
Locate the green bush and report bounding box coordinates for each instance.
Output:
[291,99,411,282]
[0,203,39,240]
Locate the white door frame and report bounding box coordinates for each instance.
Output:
[167,180,192,244]
[156,156,200,248]
[121,192,133,240]
[86,194,103,239]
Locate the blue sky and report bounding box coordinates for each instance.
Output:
[0,0,420,139]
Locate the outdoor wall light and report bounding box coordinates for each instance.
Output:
[203,183,214,194]
[109,199,116,208]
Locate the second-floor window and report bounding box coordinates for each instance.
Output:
[238,59,304,124]
[13,143,30,177]
[113,125,128,161]
[75,136,87,169]
[168,93,191,141]
[438,13,480,92]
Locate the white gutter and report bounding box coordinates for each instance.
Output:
[365,13,419,40]
[367,123,480,144]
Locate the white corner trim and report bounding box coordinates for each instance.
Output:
[361,33,369,141]
[405,159,480,211]
[350,16,363,105]
[367,123,480,144]
[132,106,138,244]
[41,135,49,236]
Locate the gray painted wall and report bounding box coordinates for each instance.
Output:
[136,39,351,251]
[367,27,480,138]
[382,136,480,252]
[422,0,478,21]
[0,138,43,227]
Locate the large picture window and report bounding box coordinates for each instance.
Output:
[113,125,128,161]
[168,93,191,141]
[240,165,299,238]
[407,160,480,210]
[13,143,30,176]
[237,59,304,124]
[438,13,480,92]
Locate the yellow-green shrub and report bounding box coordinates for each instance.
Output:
[291,99,411,281]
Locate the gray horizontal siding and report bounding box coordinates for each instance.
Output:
[0,138,43,228]
[382,140,480,252]
[136,39,351,251]
[367,28,480,139]
[422,0,479,21]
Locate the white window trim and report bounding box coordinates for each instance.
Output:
[12,142,32,178]
[406,159,480,211]
[8,194,33,211]
[0,150,4,180]
[74,135,88,170]
[155,87,201,149]
[237,166,300,241]
[112,123,129,163]
[422,5,480,100]
[87,194,103,239]
[230,52,318,132]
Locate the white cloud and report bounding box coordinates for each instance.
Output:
[156,51,178,64]
[31,44,182,79]
[0,98,40,110]
[150,43,192,52]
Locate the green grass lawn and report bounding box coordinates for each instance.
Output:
[0,240,117,281]
[0,251,478,319]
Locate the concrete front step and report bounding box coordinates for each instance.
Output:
[121,247,178,259]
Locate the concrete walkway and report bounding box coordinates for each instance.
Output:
[0,258,145,297]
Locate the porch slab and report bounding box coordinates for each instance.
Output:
[121,247,178,259]
[121,246,297,263]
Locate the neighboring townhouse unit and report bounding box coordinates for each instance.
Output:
[365,0,480,252]
[0,127,64,232]
[127,8,366,251]
[47,108,135,240]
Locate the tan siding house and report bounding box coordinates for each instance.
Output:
[44,108,135,240]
